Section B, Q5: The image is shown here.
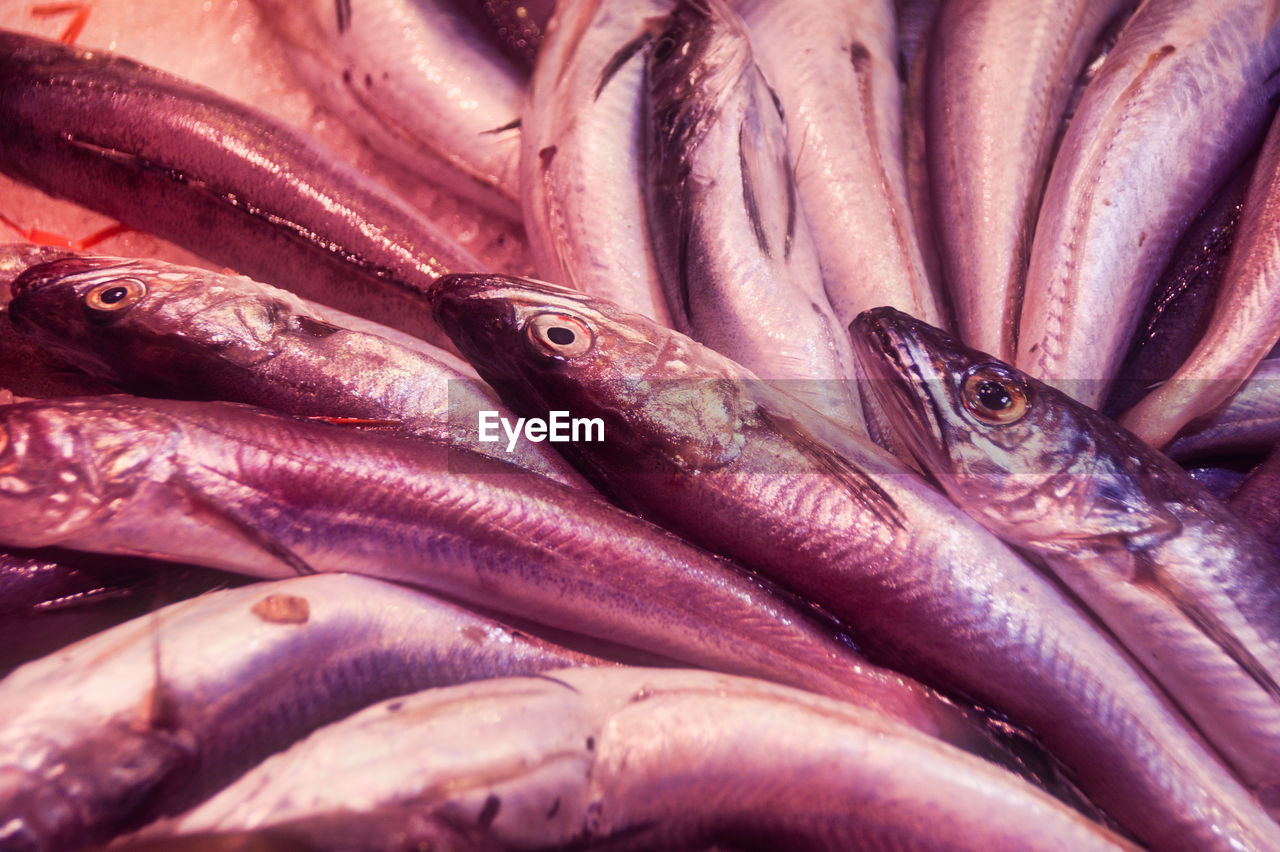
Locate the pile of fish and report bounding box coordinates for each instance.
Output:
[0,0,1279,849]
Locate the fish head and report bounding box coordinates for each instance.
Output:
[851,307,1178,550]
[430,274,751,486]
[0,398,174,549]
[10,256,297,386]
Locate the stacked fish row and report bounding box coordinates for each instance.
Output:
[0,0,1279,849]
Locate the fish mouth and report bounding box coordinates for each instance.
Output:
[849,307,955,467]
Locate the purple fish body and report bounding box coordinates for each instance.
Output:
[0,29,484,349]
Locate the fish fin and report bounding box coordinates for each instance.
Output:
[167,473,317,577]
[291,314,344,339]
[526,672,581,693]
[757,408,906,531]
[1085,551,1280,701]
[738,120,771,257]
[595,29,655,101]
[1157,571,1280,702]
[480,117,521,135]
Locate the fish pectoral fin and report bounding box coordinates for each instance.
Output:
[757,407,905,531]
[594,28,655,101]
[1162,578,1280,702]
[165,472,318,577]
[1093,550,1280,701]
[1076,477,1182,550]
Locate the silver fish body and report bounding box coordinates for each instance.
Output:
[642,0,865,430]
[161,668,1137,852]
[928,0,1135,361]
[428,272,1280,850]
[252,0,524,219]
[1016,0,1280,407]
[7,254,590,490]
[521,0,675,324]
[1121,108,1280,448]
[736,0,943,330]
[1166,356,1280,460]
[0,574,607,850]
[852,306,1280,804]
[0,30,484,351]
[0,394,990,749]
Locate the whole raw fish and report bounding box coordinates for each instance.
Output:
[736,0,944,329]
[1104,167,1249,418]
[1017,0,1280,407]
[7,254,589,490]
[252,0,524,218]
[1167,355,1280,460]
[0,573,608,849]
[429,272,1280,850]
[0,29,484,351]
[0,394,994,754]
[852,306,1280,804]
[1122,109,1280,448]
[642,0,865,430]
[521,0,675,324]
[928,0,1134,360]
[160,668,1137,852]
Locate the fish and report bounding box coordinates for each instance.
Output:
[251,0,525,219]
[0,29,484,351]
[7,254,590,490]
[1103,165,1250,418]
[0,549,240,678]
[1230,446,1280,552]
[0,573,609,849]
[642,0,865,430]
[852,305,1280,805]
[520,0,675,324]
[429,271,1280,850]
[927,0,1135,361]
[897,0,947,323]
[1017,0,1280,407]
[1121,109,1280,448]
[157,668,1137,852]
[1166,355,1280,460]
[736,0,944,330]
[0,394,995,754]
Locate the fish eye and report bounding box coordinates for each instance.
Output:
[84,278,147,314]
[960,365,1029,425]
[524,313,594,360]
